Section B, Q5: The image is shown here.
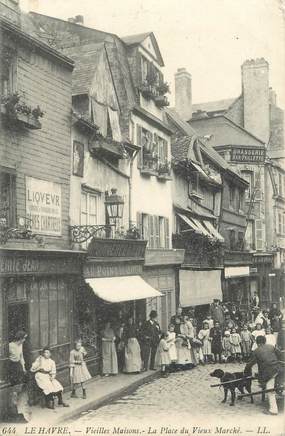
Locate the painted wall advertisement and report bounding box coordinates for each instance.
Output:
[26,176,62,236]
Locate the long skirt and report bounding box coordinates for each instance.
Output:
[231,344,241,354]
[124,338,142,373]
[168,343,177,362]
[102,341,118,375]
[72,362,91,384]
[202,339,211,355]
[176,338,192,365]
[155,350,171,366]
[8,361,25,386]
[35,373,63,396]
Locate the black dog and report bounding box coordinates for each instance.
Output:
[210,368,254,406]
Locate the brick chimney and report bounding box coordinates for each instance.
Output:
[68,15,84,25]
[175,68,192,121]
[241,58,270,144]
[0,0,20,25]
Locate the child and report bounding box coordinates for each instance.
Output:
[70,340,91,399]
[222,331,232,362]
[167,324,177,367]
[156,332,171,377]
[198,322,212,364]
[251,323,265,351]
[240,325,252,360]
[229,328,242,362]
[203,314,214,330]
[265,327,276,346]
[209,322,222,363]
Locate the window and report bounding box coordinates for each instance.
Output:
[1,48,16,96]
[229,229,235,250]
[141,56,148,82]
[237,190,244,212]
[137,212,170,248]
[81,191,99,226]
[241,171,253,200]
[245,220,254,250]
[229,185,235,209]
[0,171,16,227]
[255,219,264,251]
[137,125,168,173]
[277,213,282,235]
[278,173,283,197]
[237,231,244,251]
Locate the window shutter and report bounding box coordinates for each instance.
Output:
[136,212,143,238]
[165,217,170,248]
[142,214,149,242]
[163,139,168,163]
[254,171,262,200]
[137,124,142,168]
[255,219,263,250]
[148,215,154,248]
[154,215,160,248]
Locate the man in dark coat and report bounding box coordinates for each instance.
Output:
[141,310,161,371]
[210,300,225,329]
[244,336,283,415]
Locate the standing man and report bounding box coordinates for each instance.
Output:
[141,310,161,371]
[210,299,225,329]
[244,335,283,415]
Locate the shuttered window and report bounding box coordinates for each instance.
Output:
[255,219,263,251]
[136,124,142,168]
[254,171,262,200]
[137,212,170,248]
[148,215,155,248]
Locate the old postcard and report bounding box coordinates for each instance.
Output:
[0,0,284,435]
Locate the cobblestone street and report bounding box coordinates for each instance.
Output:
[73,364,284,434]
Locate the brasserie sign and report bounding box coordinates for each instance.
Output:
[26,176,62,236]
[231,147,265,163]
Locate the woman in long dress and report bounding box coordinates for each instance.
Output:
[123,317,142,373]
[175,319,192,368]
[31,347,69,409]
[101,322,118,376]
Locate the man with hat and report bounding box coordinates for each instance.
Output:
[140,310,161,371]
[210,299,225,329]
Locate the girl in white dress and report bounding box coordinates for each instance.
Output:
[31,347,69,409]
[156,332,171,376]
[251,323,265,351]
[70,340,91,399]
[198,322,211,364]
[167,324,177,363]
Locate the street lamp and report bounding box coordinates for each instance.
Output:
[105,188,124,219]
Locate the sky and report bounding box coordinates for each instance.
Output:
[20,0,285,108]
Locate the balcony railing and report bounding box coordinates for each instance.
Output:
[70,225,114,244]
[172,233,224,268]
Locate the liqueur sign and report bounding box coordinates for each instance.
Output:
[26,177,62,236]
[231,147,265,163]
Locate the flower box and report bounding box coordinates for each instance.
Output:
[154,95,170,108]
[0,103,42,130]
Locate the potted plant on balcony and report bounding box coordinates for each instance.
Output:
[0,93,44,129]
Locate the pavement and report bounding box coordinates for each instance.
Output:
[73,363,284,435]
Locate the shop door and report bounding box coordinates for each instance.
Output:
[8,303,30,368]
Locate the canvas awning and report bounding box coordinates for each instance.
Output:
[190,217,213,238]
[85,275,162,303]
[203,220,224,242]
[224,266,250,278]
[177,213,202,234]
[179,269,222,307]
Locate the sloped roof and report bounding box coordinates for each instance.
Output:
[63,43,104,95]
[192,97,237,115]
[122,31,164,66]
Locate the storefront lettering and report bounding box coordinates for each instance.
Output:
[26,177,62,236]
[231,147,265,163]
[0,256,81,275]
[84,262,143,278]
[0,257,40,274]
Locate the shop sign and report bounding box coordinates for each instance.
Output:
[231,147,265,163]
[0,254,81,276]
[26,177,62,236]
[84,262,143,278]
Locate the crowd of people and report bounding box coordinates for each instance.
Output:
[6,297,284,420]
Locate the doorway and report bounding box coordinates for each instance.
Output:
[8,303,30,368]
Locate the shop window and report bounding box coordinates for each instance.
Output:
[0,171,16,228]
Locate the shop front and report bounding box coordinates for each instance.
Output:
[78,238,162,376]
[251,253,274,308]
[0,248,84,418]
